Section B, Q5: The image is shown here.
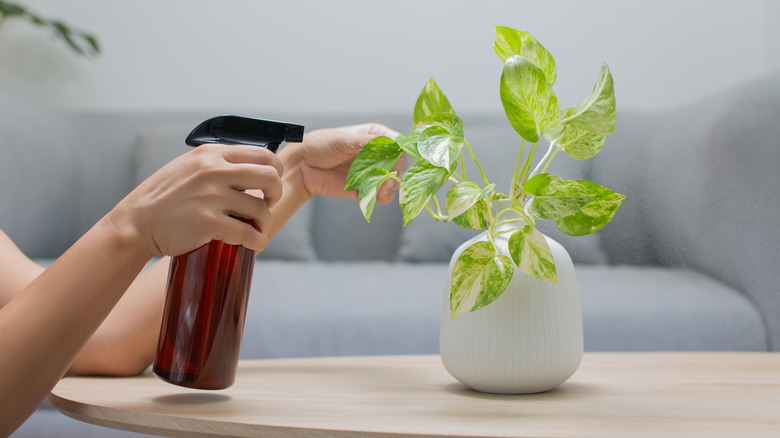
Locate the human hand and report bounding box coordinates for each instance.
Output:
[109,144,283,256]
[281,123,406,203]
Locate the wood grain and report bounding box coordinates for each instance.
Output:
[50,353,780,438]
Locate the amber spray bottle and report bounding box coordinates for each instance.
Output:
[153,116,304,390]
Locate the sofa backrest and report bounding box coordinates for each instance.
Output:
[0,101,613,264]
[129,111,611,264]
[0,94,84,258]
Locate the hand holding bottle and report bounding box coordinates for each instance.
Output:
[109,143,284,257]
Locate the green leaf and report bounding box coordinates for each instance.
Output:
[561,64,616,135]
[50,21,84,56]
[493,26,557,85]
[399,160,450,226]
[394,132,421,160]
[0,2,26,16]
[83,33,100,54]
[446,182,495,219]
[418,116,464,170]
[356,169,396,222]
[508,225,558,283]
[549,121,607,160]
[557,181,625,236]
[450,241,514,319]
[452,198,489,230]
[413,78,455,125]
[523,173,596,220]
[345,136,402,191]
[500,55,560,143]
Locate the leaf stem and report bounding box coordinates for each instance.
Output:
[495,217,525,228]
[509,139,525,200]
[529,140,557,180]
[465,140,490,187]
[460,151,466,181]
[494,228,519,238]
[431,194,444,218]
[517,142,538,194]
[424,204,447,221]
[541,147,561,174]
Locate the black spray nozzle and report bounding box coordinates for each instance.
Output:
[185,115,304,153]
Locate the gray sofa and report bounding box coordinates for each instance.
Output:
[4,72,779,437]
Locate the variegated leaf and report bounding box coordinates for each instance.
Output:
[508,225,558,283]
[561,64,616,135]
[450,241,514,319]
[523,173,596,220]
[418,118,465,170]
[500,56,560,143]
[345,136,402,191]
[557,181,625,236]
[493,25,557,85]
[357,168,397,222]
[446,181,495,219]
[399,160,450,226]
[452,198,489,230]
[413,78,456,125]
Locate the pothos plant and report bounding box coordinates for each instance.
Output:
[345,26,624,319]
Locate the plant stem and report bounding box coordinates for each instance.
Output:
[495,217,525,229]
[509,139,525,200]
[541,148,561,174]
[465,140,490,187]
[517,142,538,193]
[460,152,466,181]
[529,140,557,180]
[431,194,444,218]
[424,204,446,221]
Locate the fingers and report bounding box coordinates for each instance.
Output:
[215,215,270,253]
[220,144,284,177]
[376,178,399,204]
[197,144,284,207]
[222,190,274,237]
[207,145,279,251]
[347,123,401,139]
[223,163,283,208]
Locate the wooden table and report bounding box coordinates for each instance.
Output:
[50,353,780,438]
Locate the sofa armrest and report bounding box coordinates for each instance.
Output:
[596,72,780,350]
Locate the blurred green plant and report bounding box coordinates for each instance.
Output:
[0,0,99,57]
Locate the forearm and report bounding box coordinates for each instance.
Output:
[68,257,170,377]
[68,145,312,377]
[0,215,152,435]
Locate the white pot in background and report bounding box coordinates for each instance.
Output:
[439,217,583,394]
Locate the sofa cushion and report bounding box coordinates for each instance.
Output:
[0,94,82,258]
[577,265,767,351]
[134,122,316,261]
[237,261,766,359]
[396,114,609,264]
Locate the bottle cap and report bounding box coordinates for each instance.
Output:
[185,115,304,153]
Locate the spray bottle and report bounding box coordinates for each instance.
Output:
[153,116,304,390]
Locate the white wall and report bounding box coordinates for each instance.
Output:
[0,0,777,115]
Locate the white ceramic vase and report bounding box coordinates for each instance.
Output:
[439,212,583,394]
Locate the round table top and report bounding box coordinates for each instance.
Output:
[50,353,780,438]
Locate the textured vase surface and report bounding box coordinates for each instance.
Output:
[439,222,583,394]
